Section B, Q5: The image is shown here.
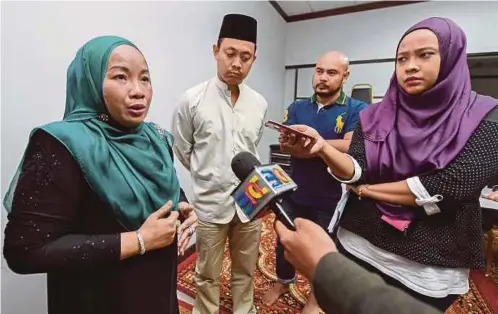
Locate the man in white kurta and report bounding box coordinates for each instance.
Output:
[171,14,268,314]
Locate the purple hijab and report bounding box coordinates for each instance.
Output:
[360,17,498,220]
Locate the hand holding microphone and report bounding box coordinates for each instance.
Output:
[275,218,337,280]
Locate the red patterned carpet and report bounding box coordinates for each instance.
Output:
[179,300,193,313]
[177,214,498,313]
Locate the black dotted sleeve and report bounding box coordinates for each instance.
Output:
[419,120,498,204]
[3,129,121,274]
[487,174,498,188]
[347,122,368,184]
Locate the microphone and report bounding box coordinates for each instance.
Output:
[230,151,297,230]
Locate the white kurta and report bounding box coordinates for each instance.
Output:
[172,76,268,224]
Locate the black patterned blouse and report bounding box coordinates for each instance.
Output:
[3,127,188,314]
[339,108,498,269]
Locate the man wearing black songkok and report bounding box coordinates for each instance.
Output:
[172,13,268,314]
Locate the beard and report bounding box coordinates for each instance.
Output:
[314,84,342,98]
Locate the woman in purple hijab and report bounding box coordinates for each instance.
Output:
[278,17,498,311]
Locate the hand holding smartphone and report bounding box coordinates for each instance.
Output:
[264,120,316,142]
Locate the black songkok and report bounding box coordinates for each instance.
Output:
[218,14,257,44]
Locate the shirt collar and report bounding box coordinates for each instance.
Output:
[311,89,347,106]
[214,75,245,93]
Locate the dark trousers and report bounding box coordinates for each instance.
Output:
[337,241,459,312]
[275,198,336,283]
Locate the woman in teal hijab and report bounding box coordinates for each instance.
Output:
[3,36,197,314]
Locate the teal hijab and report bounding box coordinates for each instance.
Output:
[3,36,181,230]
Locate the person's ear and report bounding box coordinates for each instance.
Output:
[212,44,219,59]
[343,70,350,81]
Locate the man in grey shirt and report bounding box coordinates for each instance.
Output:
[172,14,267,314]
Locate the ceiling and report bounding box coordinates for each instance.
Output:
[271,1,426,22]
[276,1,380,16]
